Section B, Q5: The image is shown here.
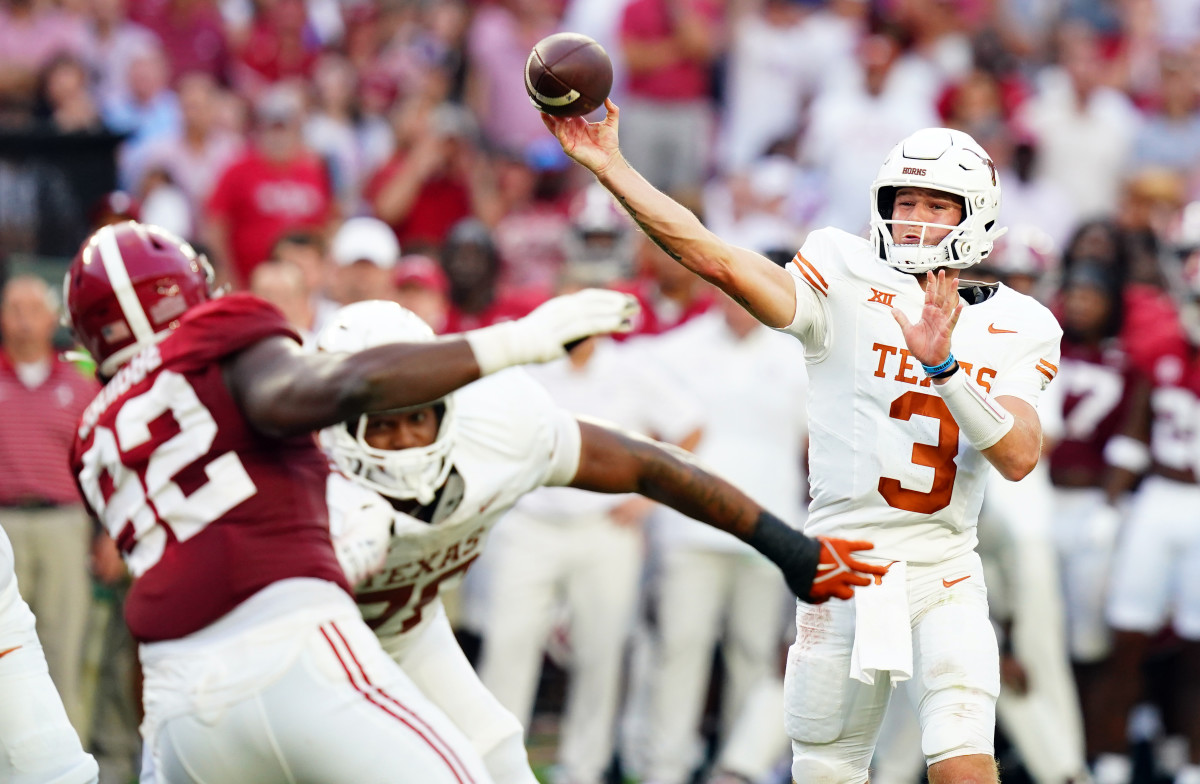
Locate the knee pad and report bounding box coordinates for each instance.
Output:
[791,741,868,784]
[920,687,996,765]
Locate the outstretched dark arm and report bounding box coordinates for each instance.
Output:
[568,420,885,603]
[225,335,482,438]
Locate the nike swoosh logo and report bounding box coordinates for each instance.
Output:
[988,324,1017,334]
[942,575,970,588]
[0,646,21,660]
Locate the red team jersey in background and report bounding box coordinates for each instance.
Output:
[1049,340,1139,487]
[71,294,349,643]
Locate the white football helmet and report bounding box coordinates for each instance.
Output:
[869,127,1006,273]
[316,300,456,505]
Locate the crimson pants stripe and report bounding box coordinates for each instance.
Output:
[327,622,477,784]
[319,624,471,784]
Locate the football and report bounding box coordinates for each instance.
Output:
[525,32,613,118]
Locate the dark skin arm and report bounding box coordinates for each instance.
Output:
[569,420,759,539]
[223,335,482,438]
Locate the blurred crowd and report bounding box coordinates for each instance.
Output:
[7,0,1200,782]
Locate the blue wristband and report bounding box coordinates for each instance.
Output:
[921,353,956,376]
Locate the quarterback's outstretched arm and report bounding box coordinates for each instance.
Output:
[542,102,797,328]
[228,288,639,437]
[569,420,887,603]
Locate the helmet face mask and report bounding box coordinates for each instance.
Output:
[869,128,1007,274]
[315,300,457,505]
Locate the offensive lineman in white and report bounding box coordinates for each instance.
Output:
[320,301,887,784]
[541,101,1062,784]
[0,527,98,783]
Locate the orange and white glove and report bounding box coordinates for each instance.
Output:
[807,536,889,603]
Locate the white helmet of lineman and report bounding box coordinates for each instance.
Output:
[316,300,456,505]
[869,127,1007,274]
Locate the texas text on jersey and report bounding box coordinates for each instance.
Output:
[71,293,350,642]
[784,227,1062,564]
[342,368,578,654]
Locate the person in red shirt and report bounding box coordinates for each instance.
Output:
[618,0,724,202]
[232,0,319,97]
[63,221,640,781]
[366,100,501,255]
[204,85,334,288]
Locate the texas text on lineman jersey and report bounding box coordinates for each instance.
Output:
[334,368,580,655]
[782,227,1063,564]
[71,293,350,643]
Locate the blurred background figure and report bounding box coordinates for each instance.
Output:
[478,276,703,784]
[0,276,99,737]
[249,257,318,341]
[328,214,399,305]
[203,83,333,287]
[393,253,451,333]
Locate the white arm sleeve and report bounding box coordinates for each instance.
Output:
[775,268,830,356]
[543,410,583,487]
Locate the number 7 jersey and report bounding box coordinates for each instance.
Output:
[783,227,1062,563]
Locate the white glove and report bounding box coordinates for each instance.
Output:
[465,288,640,375]
[332,493,394,586]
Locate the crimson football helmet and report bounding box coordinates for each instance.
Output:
[64,221,214,376]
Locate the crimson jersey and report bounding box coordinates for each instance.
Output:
[1048,340,1139,487]
[1141,342,1200,478]
[71,294,349,642]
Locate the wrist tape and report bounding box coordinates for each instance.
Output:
[464,322,534,376]
[933,368,1014,451]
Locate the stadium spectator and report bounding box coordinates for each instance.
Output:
[393,254,450,333]
[440,218,543,332]
[328,215,400,305]
[138,71,243,233]
[305,53,370,215]
[37,54,102,132]
[0,275,100,735]
[797,26,941,233]
[249,257,318,342]
[270,229,340,331]
[127,0,229,84]
[1016,20,1141,221]
[84,0,160,109]
[491,138,574,295]
[464,0,558,155]
[1130,50,1200,173]
[102,43,182,189]
[204,83,334,287]
[366,100,500,254]
[618,236,715,336]
[0,0,92,125]
[232,0,318,97]
[617,0,723,204]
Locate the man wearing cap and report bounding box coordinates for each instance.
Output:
[394,255,451,333]
[204,85,335,288]
[329,216,401,305]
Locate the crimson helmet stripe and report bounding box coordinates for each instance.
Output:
[95,224,156,343]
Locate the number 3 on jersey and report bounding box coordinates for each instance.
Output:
[78,370,257,575]
[878,390,960,514]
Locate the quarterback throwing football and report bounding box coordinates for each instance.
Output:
[320,300,886,784]
[543,101,1062,784]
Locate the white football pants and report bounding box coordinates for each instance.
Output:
[141,579,494,784]
[0,527,98,784]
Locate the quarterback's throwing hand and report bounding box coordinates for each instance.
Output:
[891,269,964,368]
[808,537,889,603]
[541,99,623,177]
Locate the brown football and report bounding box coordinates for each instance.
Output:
[525,33,613,118]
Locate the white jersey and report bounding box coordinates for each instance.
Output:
[335,369,581,654]
[781,227,1062,563]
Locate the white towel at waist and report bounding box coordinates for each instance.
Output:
[849,559,912,686]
